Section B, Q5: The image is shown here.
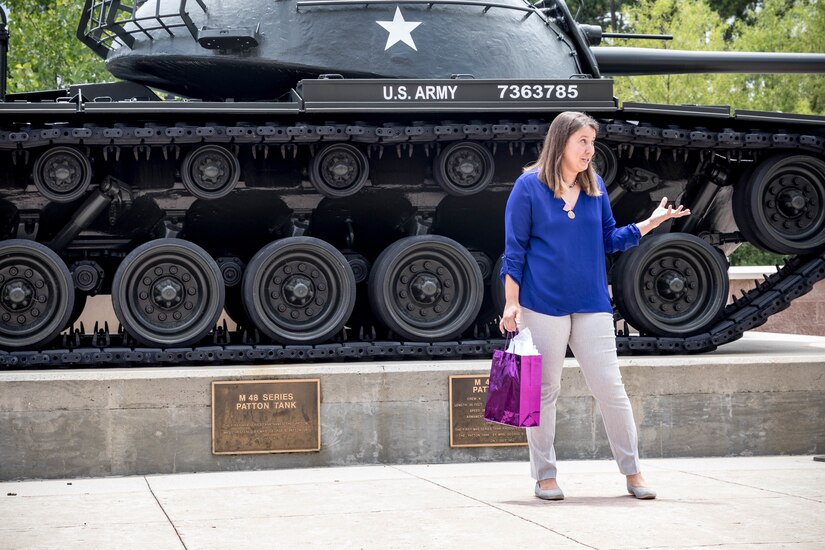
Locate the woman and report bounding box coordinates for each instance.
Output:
[499,111,689,500]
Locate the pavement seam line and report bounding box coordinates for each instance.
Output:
[389,466,597,549]
[679,470,825,504]
[144,477,189,550]
[627,541,825,549]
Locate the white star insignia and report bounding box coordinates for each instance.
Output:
[376,7,422,51]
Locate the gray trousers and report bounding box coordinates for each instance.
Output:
[521,307,641,480]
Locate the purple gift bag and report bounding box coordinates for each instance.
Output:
[484,335,542,428]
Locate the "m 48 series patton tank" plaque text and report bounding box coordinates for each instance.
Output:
[212,379,321,455]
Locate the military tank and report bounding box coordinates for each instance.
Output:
[0,0,824,367]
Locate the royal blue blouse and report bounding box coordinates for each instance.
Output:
[500,169,641,316]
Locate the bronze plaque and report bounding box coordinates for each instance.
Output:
[212,379,320,455]
[449,375,528,448]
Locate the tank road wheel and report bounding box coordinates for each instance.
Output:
[0,240,74,349]
[242,237,356,344]
[433,142,494,196]
[112,239,224,347]
[309,144,369,198]
[593,142,618,186]
[733,155,825,254]
[613,233,728,337]
[32,146,92,203]
[368,236,483,340]
[181,145,240,199]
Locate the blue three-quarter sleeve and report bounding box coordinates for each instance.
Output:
[600,186,640,254]
[501,176,531,285]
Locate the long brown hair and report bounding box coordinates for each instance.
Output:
[524,111,601,198]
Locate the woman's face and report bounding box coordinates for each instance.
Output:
[561,126,596,177]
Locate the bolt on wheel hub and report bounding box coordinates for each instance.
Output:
[656,271,686,298]
[2,280,34,310]
[45,156,81,190]
[393,259,456,322]
[283,275,315,306]
[195,155,227,187]
[410,273,442,304]
[152,278,183,309]
[447,151,483,186]
[52,164,74,184]
[777,188,807,217]
[322,153,358,187]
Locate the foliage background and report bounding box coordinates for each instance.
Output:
[2,0,106,91]
[606,0,824,116]
[2,0,821,264]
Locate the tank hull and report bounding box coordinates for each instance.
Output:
[2,81,824,362]
[1,1,824,363]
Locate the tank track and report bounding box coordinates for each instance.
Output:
[1,113,824,367]
[1,249,823,368]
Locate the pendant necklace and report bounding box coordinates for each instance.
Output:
[562,179,577,220]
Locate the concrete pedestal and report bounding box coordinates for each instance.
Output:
[2,332,824,480]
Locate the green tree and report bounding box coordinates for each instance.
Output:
[570,0,634,30]
[4,0,106,93]
[714,0,761,21]
[571,0,756,30]
[731,0,825,113]
[728,243,788,266]
[610,0,740,107]
[610,0,825,115]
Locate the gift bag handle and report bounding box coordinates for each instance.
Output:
[503,330,518,349]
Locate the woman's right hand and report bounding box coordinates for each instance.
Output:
[499,302,522,334]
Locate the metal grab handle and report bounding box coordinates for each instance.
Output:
[296,0,537,16]
[77,0,208,59]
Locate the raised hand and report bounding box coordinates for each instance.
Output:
[649,197,691,227]
[634,197,692,237]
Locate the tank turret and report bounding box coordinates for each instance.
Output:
[80,0,582,100]
[0,0,823,364]
[78,0,825,100]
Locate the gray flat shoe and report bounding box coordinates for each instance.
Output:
[627,483,657,499]
[535,482,564,501]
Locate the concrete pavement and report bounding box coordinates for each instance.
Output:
[1,455,824,549]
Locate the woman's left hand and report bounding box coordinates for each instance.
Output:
[637,197,691,236]
[649,197,691,226]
